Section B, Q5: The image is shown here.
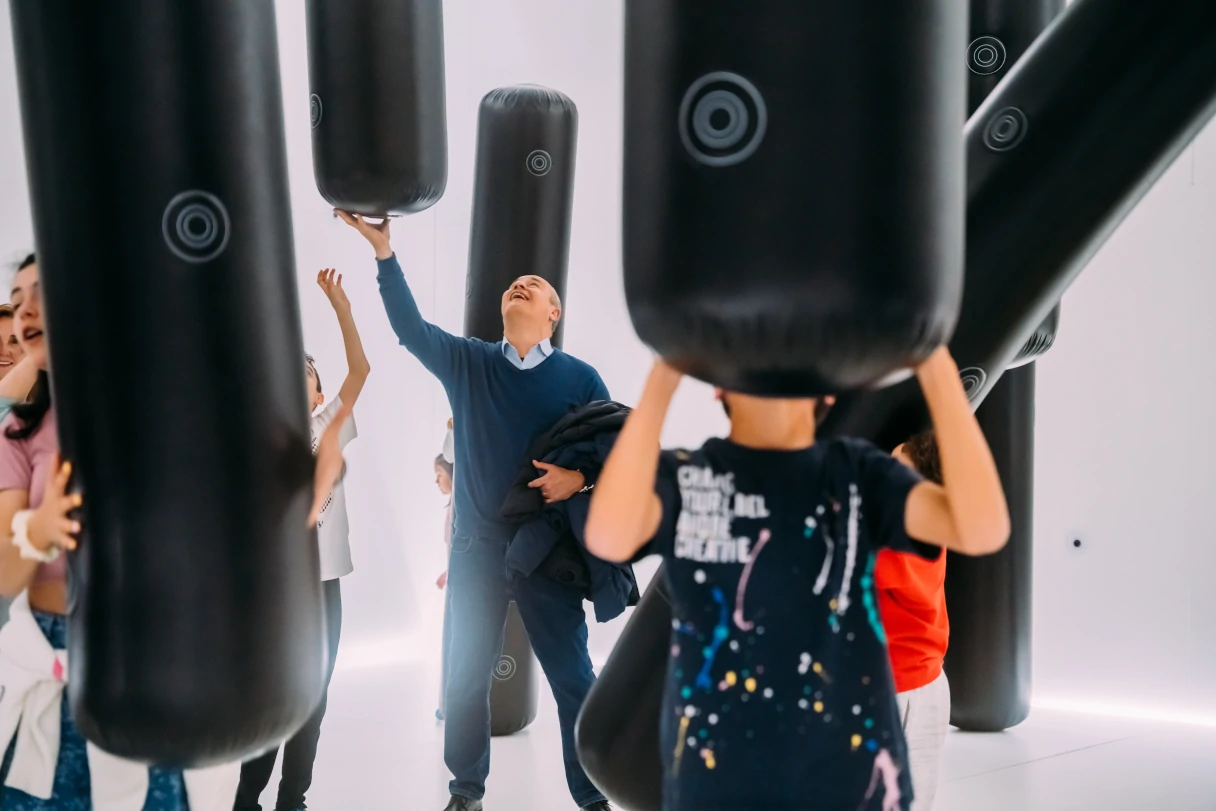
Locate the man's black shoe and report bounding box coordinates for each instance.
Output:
[580,802,612,811]
[442,796,483,811]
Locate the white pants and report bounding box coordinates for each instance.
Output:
[897,671,951,811]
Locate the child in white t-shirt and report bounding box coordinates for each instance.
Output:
[235,268,371,811]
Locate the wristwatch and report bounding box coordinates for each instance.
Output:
[11,509,59,563]
[576,466,597,494]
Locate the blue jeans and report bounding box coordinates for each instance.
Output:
[0,612,188,810]
[445,535,604,807]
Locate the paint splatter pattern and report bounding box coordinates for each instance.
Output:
[652,439,929,810]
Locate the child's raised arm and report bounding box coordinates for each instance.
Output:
[904,347,1011,555]
[318,268,371,409]
[585,360,682,562]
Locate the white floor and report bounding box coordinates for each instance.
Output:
[253,659,1216,811]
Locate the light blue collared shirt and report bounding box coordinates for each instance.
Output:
[501,337,554,370]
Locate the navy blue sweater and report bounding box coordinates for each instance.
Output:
[376,254,610,541]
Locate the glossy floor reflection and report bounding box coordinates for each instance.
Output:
[252,658,1216,811]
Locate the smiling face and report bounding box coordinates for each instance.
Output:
[500,275,561,337]
[0,308,24,380]
[11,262,47,371]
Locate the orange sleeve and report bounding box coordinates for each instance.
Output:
[875,549,916,592]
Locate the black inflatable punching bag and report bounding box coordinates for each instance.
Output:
[306,0,447,216]
[938,0,1064,734]
[465,85,578,348]
[489,603,541,736]
[944,302,1058,733]
[578,0,1216,792]
[463,85,579,734]
[623,1,967,395]
[8,1,324,764]
[823,0,1216,448]
[946,365,1037,731]
[576,574,671,811]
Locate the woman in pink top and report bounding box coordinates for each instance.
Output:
[0,257,74,616]
[0,257,351,810]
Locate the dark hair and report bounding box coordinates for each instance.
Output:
[6,253,36,323]
[434,454,453,477]
[719,395,835,427]
[902,429,942,485]
[305,353,322,395]
[6,369,51,441]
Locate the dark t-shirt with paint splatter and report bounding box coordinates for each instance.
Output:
[646,437,938,811]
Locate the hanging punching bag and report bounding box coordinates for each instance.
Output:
[489,603,541,736]
[822,0,1216,449]
[9,1,324,765]
[576,574,671,811]
[623,1,967,395]
[944,303,1058,733]
[463,85,579,734]
[946,364,1037,731]
[937,0,1064,735]
[944,302,1058,733]
[305,0,448,216]
[465,85,578,348]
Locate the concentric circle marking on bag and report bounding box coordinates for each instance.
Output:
[983,107,1028,152]
[968,36,1007,75]
[162,190,230,264]
[494,655,517,681]
[310,94,323,128]
[679,71,767,167]
[526,149,552,176]
[958,367,988,400]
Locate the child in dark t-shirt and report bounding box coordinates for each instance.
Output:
[585,348,1010,811]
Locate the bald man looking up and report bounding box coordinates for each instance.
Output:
[338,212,612,811]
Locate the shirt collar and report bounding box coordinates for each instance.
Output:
[501,337,554,359]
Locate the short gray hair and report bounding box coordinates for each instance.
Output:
[549,288,562,335]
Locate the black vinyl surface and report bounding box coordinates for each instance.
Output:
[622,0,967,395]
[9,0,324,766]
[576,573,670,811]
[463,85,580,734]
[464,85,579,348]
[945,365,1037,731]
[489,602,541,737]
[822,0,1216,449]
[306,0,448,216]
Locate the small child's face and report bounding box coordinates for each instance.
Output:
[305,363,323,412]
[435,464,453,496]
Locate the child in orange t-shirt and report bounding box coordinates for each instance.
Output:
[879,430,950,811]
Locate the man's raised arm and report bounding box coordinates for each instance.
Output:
[337,210,467,383]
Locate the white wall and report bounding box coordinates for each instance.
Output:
[1032,129,1216,721]
[1,2,1213,716]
